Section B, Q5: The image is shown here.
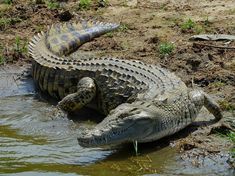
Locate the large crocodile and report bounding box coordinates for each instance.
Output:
[29,20,222,148]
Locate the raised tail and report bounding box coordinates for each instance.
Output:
[45,20,119,56]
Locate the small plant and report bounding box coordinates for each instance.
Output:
[0,17,22,30]
[227,131,235,143]
[118,23,129,32]
[0,44,5,65]
[14,36,28,54]
[78,0,91,9]
[45,0,60,10]
[0,55,5,65]
[3,0,13,5]
[158,42,174,56]
[209,81,225,89]
[219,100,235,111]
[180,18,196,32]
[106,32,114,38]
[217,130,235,157]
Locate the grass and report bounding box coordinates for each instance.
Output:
[14,36,28,54]
[218,100,235,112]
[3,0,13,5]
[227,132,235,143]
[180,18,196,31]
[0,36,28,64]
[214,125,235,158]
[226,131,235,157]
[180,18,208,34]
[0,55,5,65]
[118,23,129,32]
[217,131,235,157]
[158,42,174,57]
[78,0,91,9]
[106,32,114,38]
[209,81,225,89]
[45,0,60,10]
[0,44,5,65]
[0,17,22,30]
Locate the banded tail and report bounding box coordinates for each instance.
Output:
[45,20,119,56]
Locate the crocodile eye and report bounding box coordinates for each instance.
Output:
[130,108,138,112]
[68,102,75,108]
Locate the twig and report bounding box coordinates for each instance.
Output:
[193,42,235,50]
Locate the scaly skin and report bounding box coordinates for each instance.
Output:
[77,89,222,147]
[29,20,222,147]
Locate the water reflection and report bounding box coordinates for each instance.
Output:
[0,96,114,174]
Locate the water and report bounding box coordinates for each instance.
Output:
[0,95,174,175]
[0,66,233,176]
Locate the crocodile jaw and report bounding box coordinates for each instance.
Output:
[77,103,156,147]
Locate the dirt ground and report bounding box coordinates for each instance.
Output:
[0,0,234,170]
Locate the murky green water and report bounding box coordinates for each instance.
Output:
[0,95,175,175]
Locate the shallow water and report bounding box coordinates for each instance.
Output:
[0,95,177,175]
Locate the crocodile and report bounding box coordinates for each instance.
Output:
[29,20,222,148]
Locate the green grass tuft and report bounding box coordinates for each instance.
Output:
[180,18,196,31]
[0,55,5,65]
[78,0,91,10]
[45,0,60,10]
[14,36,28,54]
[158,42,174,56]
[218,100,235,111]
[216,130,235,157]
[0,17,22,30]
[118,23,129,32]
[3,0,13,5]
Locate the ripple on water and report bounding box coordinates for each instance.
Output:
[0,96,113,169]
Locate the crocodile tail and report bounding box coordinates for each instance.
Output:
[45,20,119,56]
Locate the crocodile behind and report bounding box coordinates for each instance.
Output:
[29,20,222,147]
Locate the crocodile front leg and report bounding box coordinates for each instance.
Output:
[189,89,223,121]
[58,77,96,113]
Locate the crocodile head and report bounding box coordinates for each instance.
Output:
[77,101,159,147]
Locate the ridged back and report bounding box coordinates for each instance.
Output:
[29,20,187,113]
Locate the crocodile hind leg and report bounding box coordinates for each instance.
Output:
[190,89,223,121]
[58,77,96,113]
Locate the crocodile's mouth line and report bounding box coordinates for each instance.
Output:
[78,124,133,147]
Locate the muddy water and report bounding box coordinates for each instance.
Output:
[0,95,174,175]
[0,66,233,176]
